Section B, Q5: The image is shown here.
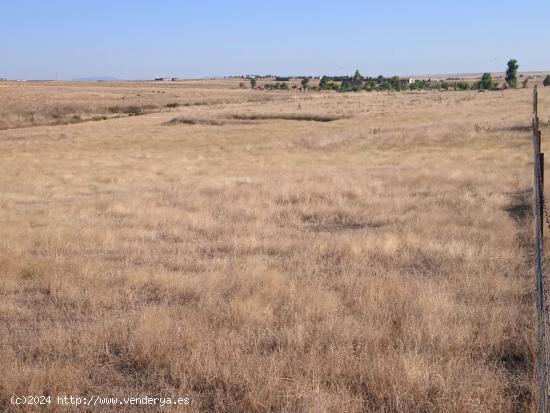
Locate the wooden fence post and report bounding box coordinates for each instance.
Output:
[541,152,545,241]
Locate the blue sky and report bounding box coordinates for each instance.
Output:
[2,0,549,80]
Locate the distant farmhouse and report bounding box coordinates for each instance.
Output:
[0,77,7,81]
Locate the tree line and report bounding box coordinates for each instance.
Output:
[247,60,550,92]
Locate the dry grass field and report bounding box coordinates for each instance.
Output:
[0,79,548,412]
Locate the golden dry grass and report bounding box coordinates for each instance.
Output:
[0,80,549,412]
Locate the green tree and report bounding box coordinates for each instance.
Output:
[340,81,352,92]
[250,77,257,88]
[478,73,495,90]
[505,59,519,88]
[319,76,338,91]
[410,80,425,90]
[544,75,550,87]
[301,78,310,90]
[354,69,363,81]
[390,76,401,91]
[365,80,376,91]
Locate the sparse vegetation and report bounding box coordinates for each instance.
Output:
[163,116,224,126]
[319,76,339,90]
[264,82,289,90]
[229,113,345,122]
[163,113,345,126]
[0,81,278,130]
[108,105,143,115]
[544,75,550,87]
[0,79,535,412]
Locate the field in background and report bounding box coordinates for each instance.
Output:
[0,79,277,130]
[0,81,548,412]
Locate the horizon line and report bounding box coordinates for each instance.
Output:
[3,69,550,82]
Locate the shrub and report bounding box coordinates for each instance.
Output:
[165,103,179,108]
[49,106,75,120]
[543,75,550,87]
[127,107,143,115]
[340,82,352,92]
[410,80,426,90]
[319,76,339,91]
[390,76,401,91]
[301,78,309,90]
[264,82,289,91]
[250,77,257,88]
[477,73,496,90]
[108,105,142,115]
[230,113,344,122]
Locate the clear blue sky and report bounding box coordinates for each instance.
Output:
[2,0,549,80]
